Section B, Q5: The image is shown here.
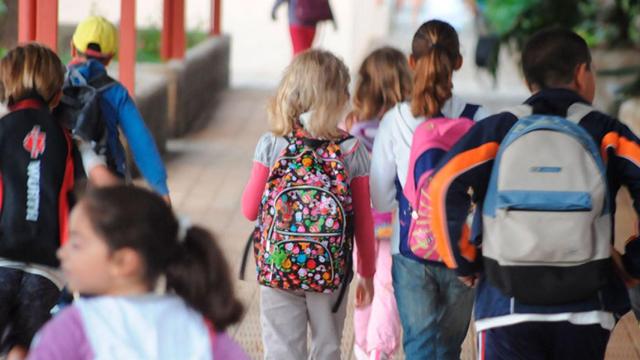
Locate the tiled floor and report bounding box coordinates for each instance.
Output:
[164,88,640,359]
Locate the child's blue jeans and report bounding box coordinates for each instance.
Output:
[391,254,474,360]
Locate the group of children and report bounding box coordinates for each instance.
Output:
[2,11,640,360]
[0,16,247,360]
[242,18,640,360]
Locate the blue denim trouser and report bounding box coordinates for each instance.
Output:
[391,254,474,360]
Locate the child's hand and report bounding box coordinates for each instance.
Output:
[355,276,374,308]
[612,245,640,288]
[458,274,478,288]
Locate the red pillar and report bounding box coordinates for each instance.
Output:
[18,0,37,43]
[120,0,136,94]
[161,0,185,60]
[35,0,58,51]
[211,0,221,36]
[160,0,172,60]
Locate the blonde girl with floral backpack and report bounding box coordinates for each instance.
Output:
[241,49,376,360]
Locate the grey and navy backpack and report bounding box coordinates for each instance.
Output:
[482,103,612,305]
[56,68,115,147]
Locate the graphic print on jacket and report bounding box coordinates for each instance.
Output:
[23,125,46,221]
[254,129,353,292]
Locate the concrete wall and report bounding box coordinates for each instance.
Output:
[134,71,169,152]
[169,35,231,136]
[133,35,230,155]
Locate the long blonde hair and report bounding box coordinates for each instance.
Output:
[0,43,65,106]
[351,47,412,126]
[268,50,350,140]
[410,20,461,118]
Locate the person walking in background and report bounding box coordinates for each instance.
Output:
[370,20,489,359]
[347,46,412,360]
[271,0,334,56]
[65,16,171,203]
[241,49,376,360]
[28,186,247,359]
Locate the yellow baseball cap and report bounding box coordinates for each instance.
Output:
[72,16,118,56]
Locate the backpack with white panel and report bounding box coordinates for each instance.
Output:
[482,103,611,305]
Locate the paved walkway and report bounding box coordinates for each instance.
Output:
[163,88,640,359]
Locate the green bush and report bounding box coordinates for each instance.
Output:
[187,30,208,49]
[137,27,162,63]
[136,27,210,63]
[484,0,640,108]
[486,0,640,50]
[486,0,587,50]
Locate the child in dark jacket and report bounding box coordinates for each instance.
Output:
[429,28,640,360]
[0,43,78,359]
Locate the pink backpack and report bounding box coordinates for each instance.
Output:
[402,117,474,262]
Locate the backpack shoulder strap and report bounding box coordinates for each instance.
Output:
[503,104,533,119]
[337,134,354,144]
[460,103,480,120]
[88,73,116,92]
[566,102,595,124]
[296,134,353,148]
[65,67,88,86]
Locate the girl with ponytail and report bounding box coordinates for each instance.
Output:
[28,185,247,359]
[348,46,411,360]
[369,20,490,359]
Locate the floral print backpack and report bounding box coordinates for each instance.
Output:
[253,129,354,294]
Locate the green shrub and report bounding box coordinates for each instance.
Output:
[137,27,162,63]
[136,26,210,63]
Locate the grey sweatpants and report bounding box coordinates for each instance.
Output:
[260,285,349,360]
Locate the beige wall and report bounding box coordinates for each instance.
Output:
[227,0,392,87]
[58,0,393,88]
[59,0,209,30]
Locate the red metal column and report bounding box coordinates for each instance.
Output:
[161,0,172,60]
[35,0,58,51]
[120,0,136,94]
[161,0,185,60]
[18,0,37,43]
[211,0,221,36]
[172,0,185,58]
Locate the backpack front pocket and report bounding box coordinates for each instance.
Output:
[497,190,592,212]
[263,233,346,292]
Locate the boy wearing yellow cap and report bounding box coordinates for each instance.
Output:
[68,16,170,202]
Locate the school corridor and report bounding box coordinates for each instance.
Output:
[162,88,640,360]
